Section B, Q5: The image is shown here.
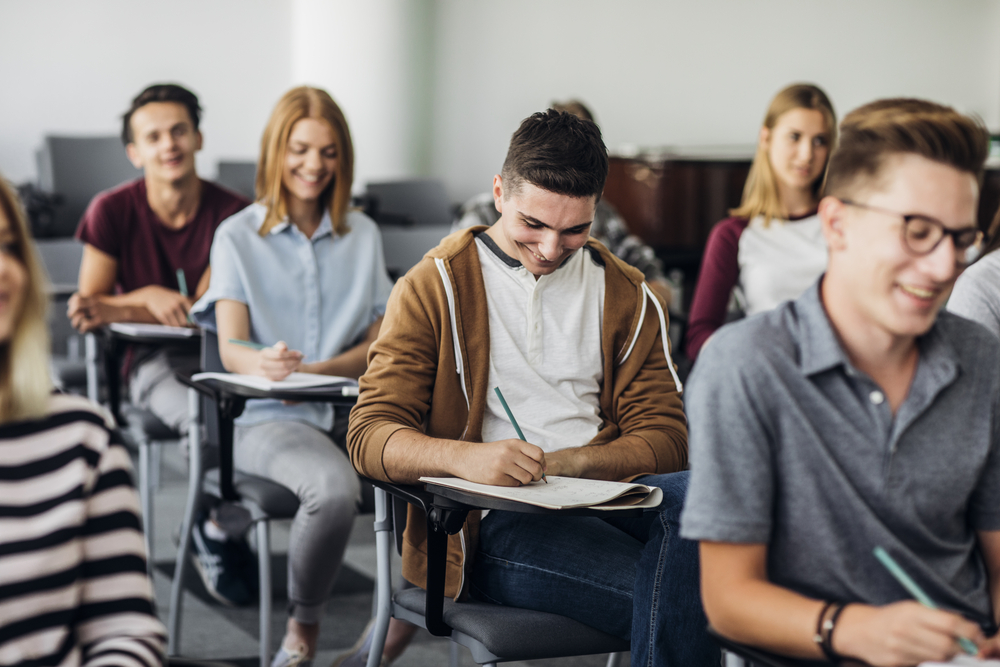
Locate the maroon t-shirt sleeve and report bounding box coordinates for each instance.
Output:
[75,187,127,259]
[684,217,748,360]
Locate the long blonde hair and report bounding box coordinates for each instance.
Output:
[0,176,51,422]
[731,83,837,224]
[255,87,355,237]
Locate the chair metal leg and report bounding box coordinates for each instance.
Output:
[150,440,162,492]
[449,641,460,667]
[605,651,623,667]
[85,332,99,403]
[258,520,272,667]
[168,389,204,656]
[367,489,393,667]
[138,439,154,577]
[724,649,751,667]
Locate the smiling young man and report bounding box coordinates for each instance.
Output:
[681,99,1000,665]
[68,84,251,606]
[348,110,716,666]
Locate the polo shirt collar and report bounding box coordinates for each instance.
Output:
[796,278,961,384]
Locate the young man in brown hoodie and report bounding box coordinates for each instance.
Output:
[347,110,715,666]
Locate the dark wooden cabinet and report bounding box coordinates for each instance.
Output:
[606,153,1000,263]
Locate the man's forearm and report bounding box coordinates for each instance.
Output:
[546,434,658,480]
[383,429,468,484]
[82,293,158,324]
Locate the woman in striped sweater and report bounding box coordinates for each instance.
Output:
[0,175,166,666]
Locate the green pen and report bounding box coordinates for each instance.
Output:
[494,386,547,483]
[873,546,978,656]
[176,268,194,324]
[228,338,269,351]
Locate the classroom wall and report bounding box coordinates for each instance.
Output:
[0,0,292,184]
[429,0,1000,202]
[2,0,999,204]
[289,0,435,188]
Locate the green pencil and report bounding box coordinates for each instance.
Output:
[873,546,977,656]
[176,268,189,297]
[493,386,546,483]
[228,338,269,351]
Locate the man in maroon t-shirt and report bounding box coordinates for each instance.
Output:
[68,83,252,606]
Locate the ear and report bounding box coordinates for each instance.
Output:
[194,130,203,152]
[125,143,143,170]
[759,126,770,148]
[819,196,849,251]
[492,175,504,214]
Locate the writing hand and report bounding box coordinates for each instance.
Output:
[455,439,547,487]
[833,601,984,666]
[138,285,193,327]
[258,341,304,381]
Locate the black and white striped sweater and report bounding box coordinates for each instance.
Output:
[0,394,165,667]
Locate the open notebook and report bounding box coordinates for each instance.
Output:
[191,371,359,395]
[419,475,663,511]
[108,323,198,338]
[922,658,1000,665]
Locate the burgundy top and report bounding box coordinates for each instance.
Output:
[685,211,820,361]
[75,178,249,294]
[685,216,749,360]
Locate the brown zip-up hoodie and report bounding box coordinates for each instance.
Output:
[347,227,687,599]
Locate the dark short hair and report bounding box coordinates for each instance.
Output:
[121,83,202,145]
[824,98,989,199]
[500,109,608,201]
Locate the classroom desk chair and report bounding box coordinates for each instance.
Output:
[169,330,359,667]
[709,627,832,667]
[365,479,633,667]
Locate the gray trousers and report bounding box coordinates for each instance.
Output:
[234,419,360,625]
[129,349,194,436]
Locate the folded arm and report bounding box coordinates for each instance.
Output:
[68,244,194,330]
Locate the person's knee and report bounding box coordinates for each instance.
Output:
[300,466,361,518]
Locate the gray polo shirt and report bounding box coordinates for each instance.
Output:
[680,281,1000,626]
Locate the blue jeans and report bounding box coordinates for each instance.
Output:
[470,471,716,667]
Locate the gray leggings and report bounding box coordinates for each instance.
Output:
[234,419,360,624]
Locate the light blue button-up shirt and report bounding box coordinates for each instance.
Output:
[191,203,393,430]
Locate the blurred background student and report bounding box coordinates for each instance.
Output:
[684,83,836,360]
[66,84,255,608]
[948,207,1000,335]
[0,174,166,666]
[191,86,393,667]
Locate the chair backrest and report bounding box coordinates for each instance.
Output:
[216,161,257,201]
[37,135,142,238]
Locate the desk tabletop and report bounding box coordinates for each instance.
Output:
[178,373,358,405]
[423,482,645,518]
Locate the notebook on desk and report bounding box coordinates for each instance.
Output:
[922,657,1000,665]
[108,323,199,338]
[191,371,359,394]
[418,475,663,511]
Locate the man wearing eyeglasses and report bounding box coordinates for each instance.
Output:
[681,98,1000,665]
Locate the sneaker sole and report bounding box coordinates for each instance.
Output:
[189,550,240,607]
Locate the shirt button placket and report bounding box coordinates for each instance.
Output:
[303,240,320,359]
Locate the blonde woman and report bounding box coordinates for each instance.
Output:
[685,83,836,360]
[0,175,165,665]
[192,87,393,667]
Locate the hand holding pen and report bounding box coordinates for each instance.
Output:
[229,338,303,381]
[494,387,547,484]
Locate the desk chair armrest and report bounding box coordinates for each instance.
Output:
[708,626,826,667]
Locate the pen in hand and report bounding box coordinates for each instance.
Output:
[176,268,194,324]
[493,386,547,483]
[228,338,269,351]
[873,546,978,656]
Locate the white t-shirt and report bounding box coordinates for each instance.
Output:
[475,234,605,453]
[738,214,827,316]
